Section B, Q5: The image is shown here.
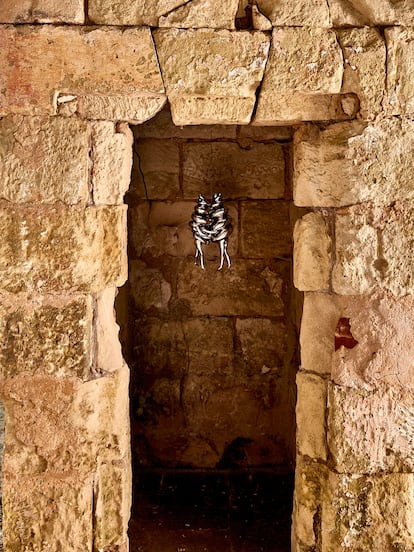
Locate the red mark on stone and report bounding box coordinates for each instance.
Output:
[335,318,358,351]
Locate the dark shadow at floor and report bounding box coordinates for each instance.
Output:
[129,470,293,552]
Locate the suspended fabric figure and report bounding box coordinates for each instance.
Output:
[190,193,232,270]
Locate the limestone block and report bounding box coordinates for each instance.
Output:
[235,318,287,375]
[176,259,287,316]
[337,28,386,120]
[329,0,414,26]
[0,295,92,379]
[238,125,292,141]
[182,142,285,200]
[255,28,343,124]
[256,0,331,26]
[328,383,414,474]
[95,288,124,374]
[3,474,93,552]
[386,27,414,115]
[0,0,84,23]
[153,29,270,125]
[132,139,180,200]
[129,260,172,313]
[293,212,331,291]
[94,461,131,551]
[333,203,414,296]
[0,116,89,204]
[296,372,327,460]
[159,0,239,28]
[0,26,165,119]
[0,205,127,293]
[91,122,133,206]
[240,200,291,258]
[88,0,187,25]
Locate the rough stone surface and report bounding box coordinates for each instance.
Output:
[0,205,127,293]
[0,0,84,23]
[0,116,89,204]
[255,28,343,124]
[159,0,239,28]
[240,201,291,258]
[256,0,331,26]
[91,122,133,206]
[0,26,164,118]
[338,27,386,120]
[182,142,285,200]
[176,260,286,316]
[129,260,172,313]
[328,383,414,474]
[333,202,414,296]
[0,295,92,379]
[296,372,327,460]
[88,0,187,25]
[386,27,414,115]
[3,474,93,552]
[293,212,331,292]
[153,29,270,125]
[329,0,414,26]
[95,288,125,375]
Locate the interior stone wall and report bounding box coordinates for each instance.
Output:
[0,1,414,551]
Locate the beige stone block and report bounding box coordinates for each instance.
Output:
[95,288,125,374]
[235,318,287,375]
[293,212,331,291]
[3,474,93,552]
[88,0,187,25]
[94,460,131,551]
[129,260,172,313]
[182,142,285,200]
[0,295,92,379]
[0,205,127,293]
[386,27,414,115]
[256,0,331,26]
[127,201,151,258]
[333,203,414,296]
[238,125,292,141]
[328,383,414,474]
[255,28,343,124]
[0,0,84,23]
[337,28,386,120]
[159,0,239,28]
[240,200,291,258]
[294,120,414,207]
[329,0,414,26]
[0,26,164,118]
[153,29,270,125]
[91,122,133,206]
[0,116,89,204]
[132,139,180,200]
[296,372,327,460]
[176,259,286,316]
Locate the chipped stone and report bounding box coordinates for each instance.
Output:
[386,27,414,115]
[0,0,84,23]
[159,0,239,29]
[129,260,172,313]
[329,0,414,26]
[256,0,331,26]
[88,0,187,25]
[296,372,327,460]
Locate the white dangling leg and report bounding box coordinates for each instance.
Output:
[223,240,231,268]
[196,240,205,270]
[218,239,230,270]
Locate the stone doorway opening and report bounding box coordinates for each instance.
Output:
[116,106,301,551]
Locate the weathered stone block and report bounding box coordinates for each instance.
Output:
[293,212,331,291]
[294,119,414,207]
[296,372,327,460]
[333,203,414,296]
[91,122,133,206]
[328,383,414,474]
[0,205,127,293]
[176,260,286,316]
[0,295,92,379]
[255,28,343,124]
[240,200,291,258]
[153,29,270,125]
[132,139,180,200]
[159,0,239,28]
[3,474,93,552]
[329,0,414,26]
[256,0,331,26]
[0,26,164,119]
[95,288,125,375]
[338,27,386,120]
[129,260,172,313]
[88,0,187,25]
[386,27,414,115]
[0,0,84,23]
[0,116,89,204]
[182,142,285,200]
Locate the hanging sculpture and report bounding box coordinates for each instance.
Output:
[191,193,231,270]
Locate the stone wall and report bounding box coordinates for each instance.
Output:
[122,107,298,470]
[0,1,414,551]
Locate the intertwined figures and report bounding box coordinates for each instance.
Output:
[191,193,231,270]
